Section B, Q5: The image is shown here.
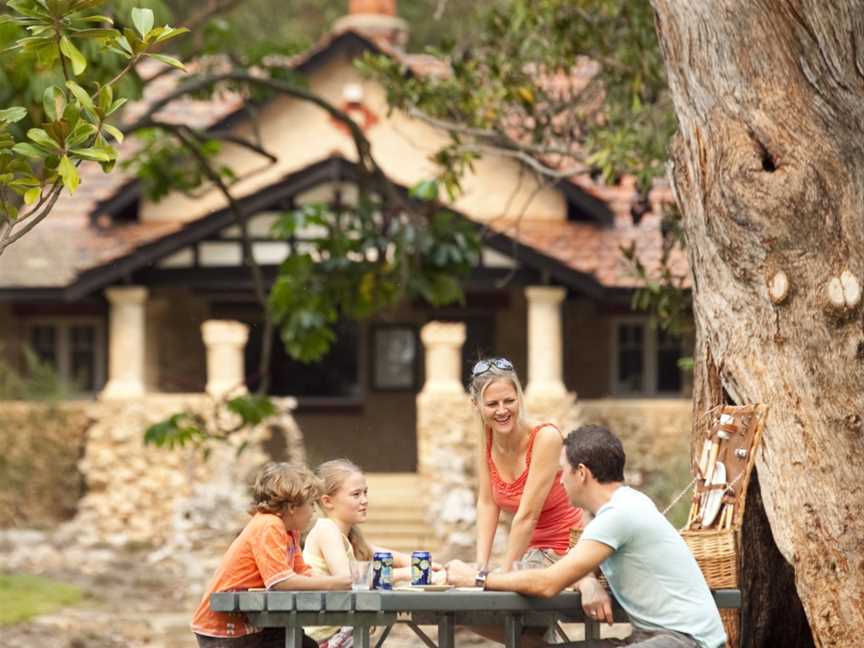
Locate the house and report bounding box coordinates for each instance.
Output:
[0,1,690,476]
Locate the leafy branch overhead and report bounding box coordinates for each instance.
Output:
[268,185,478,363]
[0,1,187,255]
[360,0,675,195]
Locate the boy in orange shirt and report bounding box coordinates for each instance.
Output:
[192,463,351,648]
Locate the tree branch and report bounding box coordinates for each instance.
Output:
[0,182,64,255]
[165,123,273,394]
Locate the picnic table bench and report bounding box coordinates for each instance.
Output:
[211,588,741,648]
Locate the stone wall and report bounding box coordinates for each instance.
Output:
[63,395,305,549]
[0,402,91,528]
[416,389,478,560]
[0,396,305,553]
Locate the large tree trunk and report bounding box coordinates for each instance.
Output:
[650,2,864,646]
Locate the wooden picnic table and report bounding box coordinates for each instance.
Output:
[211,588,741,648]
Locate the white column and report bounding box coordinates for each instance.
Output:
[524,286,567,399]
[201,320,250,398]
[101,286,148,399]
[420,321,466,395]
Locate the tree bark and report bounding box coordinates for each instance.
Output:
[651,2,864,646]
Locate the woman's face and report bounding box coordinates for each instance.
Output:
[322,471,369,525]
[481,379,520,436]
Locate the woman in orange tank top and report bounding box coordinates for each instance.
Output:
[467,358,610,615]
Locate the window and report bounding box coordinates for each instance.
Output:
[25,319,105,393]
[244,319,361,400]
[371,325,418,391]
[611,318,685,395]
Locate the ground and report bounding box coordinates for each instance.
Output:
[0,529,629,648]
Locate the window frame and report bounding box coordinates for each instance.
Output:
[23,317,106,395]
[609,316,684,397]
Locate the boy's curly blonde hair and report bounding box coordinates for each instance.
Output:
[248,462,322,515]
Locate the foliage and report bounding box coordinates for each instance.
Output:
[268,187,479,363]
[0,345,73,399]
[361,0,675,194]
[621,205,691,332]
[143,393,278,453]
[0,1,186,249]
[0,573,83,625]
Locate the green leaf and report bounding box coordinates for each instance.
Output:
[12,143,46,159]
[27,128,61,151]
[116,33,133,56]
[102,123,124,143]
[27,128,60,151]
[23,187,40,205]
[42,86,65,122]
[65,81,95,113]
[58,155,80,192]
[147,53,186,71]
[131,7,154,38]
[152,26,189,44]
[143,413,205,449]
[0,107,27,124]
[59,36,86,75]
[411,179,439,201]
[227,395,277,426]
[70,147,113,162]
[105,97,127,117]
[66,121,98,147]
[96,84,113,114]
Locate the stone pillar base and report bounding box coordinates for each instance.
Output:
[416,390,476,561]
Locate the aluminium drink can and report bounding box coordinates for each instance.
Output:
[410,551,432,586]
[371,551,394,590]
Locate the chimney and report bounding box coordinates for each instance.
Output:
[333,0,409,49]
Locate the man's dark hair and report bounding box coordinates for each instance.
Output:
[564,424,625,483]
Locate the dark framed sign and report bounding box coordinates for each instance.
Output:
[371,324,419,391]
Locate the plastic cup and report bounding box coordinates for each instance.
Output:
[351,560,372,591]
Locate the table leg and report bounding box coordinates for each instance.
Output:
[286,625,304,648]
[584,619,601,641]
[353,624,372,648]
[438,613,455,648]
[504,614,523,648]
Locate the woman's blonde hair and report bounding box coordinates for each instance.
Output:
[467,359,530,432]
[248,462,321,516]
[316,459,373,561]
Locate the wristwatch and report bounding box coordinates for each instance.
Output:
[474,568,490,590]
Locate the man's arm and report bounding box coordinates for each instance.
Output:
[448,540,614,599]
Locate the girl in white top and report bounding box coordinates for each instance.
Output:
[303,459,414,647]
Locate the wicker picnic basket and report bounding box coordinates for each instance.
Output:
[680,403,766,647]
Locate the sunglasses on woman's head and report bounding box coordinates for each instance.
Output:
[471,358,514,378]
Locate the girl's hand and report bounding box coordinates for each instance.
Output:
[430,561,445,571]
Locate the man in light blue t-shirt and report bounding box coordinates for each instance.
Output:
[447,424,726,648]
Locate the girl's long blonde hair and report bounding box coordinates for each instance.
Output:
[316,459,373,560]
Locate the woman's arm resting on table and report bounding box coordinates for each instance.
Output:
[501,425,563,569]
